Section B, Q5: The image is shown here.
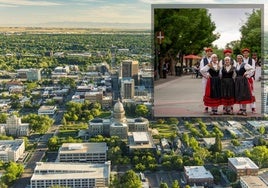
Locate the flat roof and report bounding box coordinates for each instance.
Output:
[185,166,213,179]
[133,132,149,143]
[228,157,259,169]
[240,176,267,187]
[31,162,110,180]
[38,105,56,111]
[59,142,107,154]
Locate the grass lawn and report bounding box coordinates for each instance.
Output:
[151,123,177,138]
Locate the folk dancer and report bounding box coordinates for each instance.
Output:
[235,54,255,116]
[242,48,256,113]
[221,57,236,115]
[219,48,237,113]
[200,54,222,115]
[200,47,213,113]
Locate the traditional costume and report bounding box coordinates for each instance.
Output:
[242,48,256,113]
[235,54,255,116]
[200,47,213,113]
[200,54,221,115]
[221,57,235,115]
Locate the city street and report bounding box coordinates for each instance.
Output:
[154,75,262,117]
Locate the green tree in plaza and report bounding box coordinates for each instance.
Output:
[154,8,218,73]
[135,104,149,117]
[240,9,261,55]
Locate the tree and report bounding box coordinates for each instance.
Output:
[259,126,266,135]
[135,104,149,117]
[160,182,169,188]
[171,180,180,188]
[0,114,7,123]
[154,8,218,75]
[240,9,261,55]
[247,146,268,168]
[211,135,222,153]
[116,170,142,188]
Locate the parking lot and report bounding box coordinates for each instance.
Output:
[145,171,183,188]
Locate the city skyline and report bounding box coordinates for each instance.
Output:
[0,0,266,48]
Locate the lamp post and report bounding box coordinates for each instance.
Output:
[155,31,164,80]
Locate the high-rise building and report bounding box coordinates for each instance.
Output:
[121,79,135,99]
[121,60,139,85]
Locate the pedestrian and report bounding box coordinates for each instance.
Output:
[252,52,261,81]
[221,56,236,115]
[162,61,168,78]
[193,62,200,78]
[200,47,213,113]
[235,54,255,116]
[242,48,256,113]
[200,54,222,115]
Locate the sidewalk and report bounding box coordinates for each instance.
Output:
[153,75,262,118]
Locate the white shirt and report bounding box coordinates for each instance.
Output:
[243,57,256,69]
[200,56,211,70]
[236,63,255,78]
[200,62,222,78]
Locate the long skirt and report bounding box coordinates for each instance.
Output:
[234,77,255,104]
[203,77,221,107]
[221,78,235,106]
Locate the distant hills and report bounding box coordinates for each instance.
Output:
[0,21,150,31]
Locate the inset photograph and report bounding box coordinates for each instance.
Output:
[153,4,263,117]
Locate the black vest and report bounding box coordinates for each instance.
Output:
[203,58,209,66]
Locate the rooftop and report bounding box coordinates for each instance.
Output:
[31,161,110,180]
[184,166,213,179]
[59,142,107,154]
[240,176,267,188]
[228,157,259,170]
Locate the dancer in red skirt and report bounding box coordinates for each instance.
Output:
[200,54,222,115]
[235,54,255,116]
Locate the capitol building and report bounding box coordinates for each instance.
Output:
[88,100,149,139]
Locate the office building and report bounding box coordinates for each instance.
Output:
[0,139,25,162]
[228,157,259,177]
[6,115,29,137]
[121,60,139,85]
[121,78,135,99]
[184,166,214,187]
[30,161,111,188]
[57,142,107,163]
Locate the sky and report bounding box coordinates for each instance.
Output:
[0,0,267,48]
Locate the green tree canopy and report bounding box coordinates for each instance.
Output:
[240,9,261,55]
[154,8,218,59]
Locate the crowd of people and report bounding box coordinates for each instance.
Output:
[199,47,260,116]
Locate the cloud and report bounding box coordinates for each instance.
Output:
[69,3,151,24]
[0,0,61,6]
[139,0,216,3]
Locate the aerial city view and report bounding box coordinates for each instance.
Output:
[0,1,267,188]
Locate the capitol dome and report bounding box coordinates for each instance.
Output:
[114,100,124,113]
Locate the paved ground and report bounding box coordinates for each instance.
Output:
[154,74,262,118]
